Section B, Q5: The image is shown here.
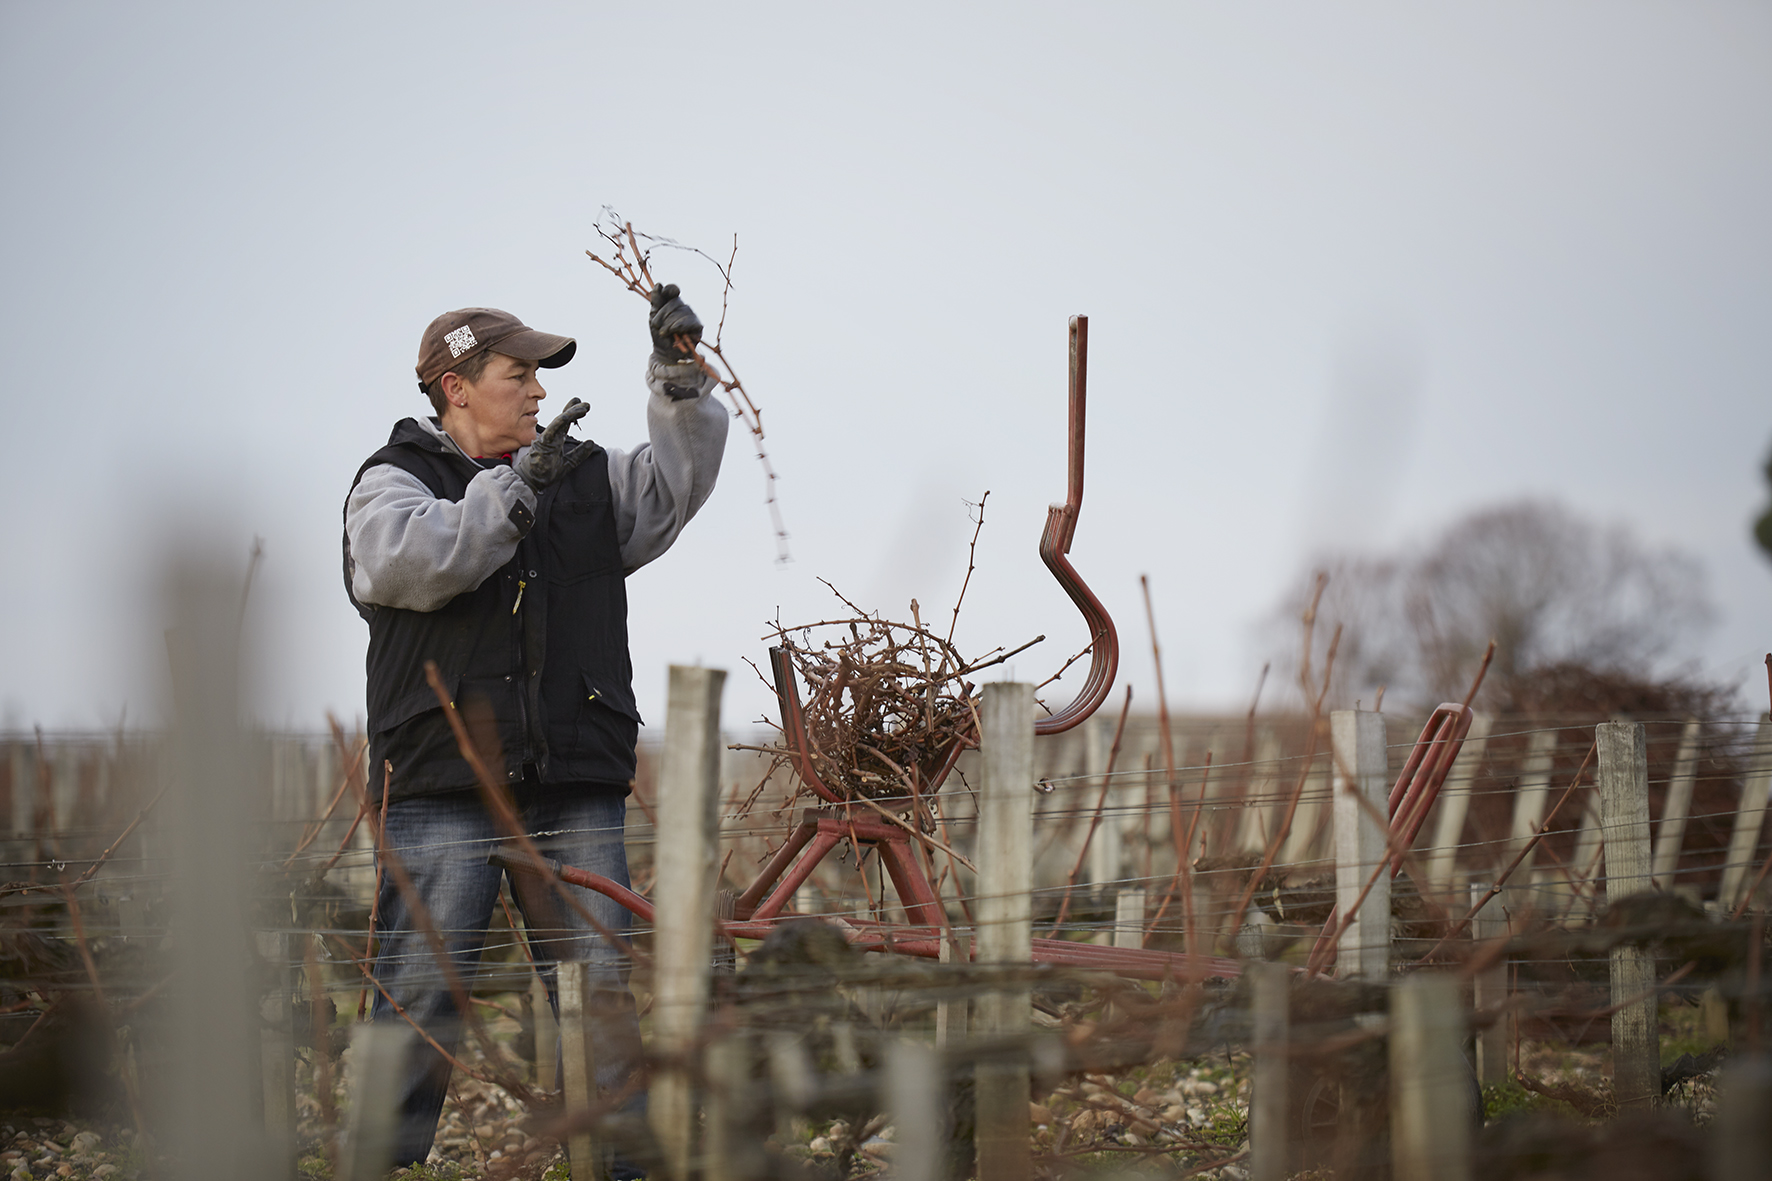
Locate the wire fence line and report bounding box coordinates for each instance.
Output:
[2,705,1771,1179]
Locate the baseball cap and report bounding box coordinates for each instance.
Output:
[416,308,577,390]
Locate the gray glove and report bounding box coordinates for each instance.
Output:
[648,283,703,362]
[514,398,589,490]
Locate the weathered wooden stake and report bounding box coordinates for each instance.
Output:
[886,1040,943,1181]
[259,932,296,1177]
[1113,888,1145,950]
[648,665,726,1180]
[1390,973,1472,1181]
[1250,961,1290,1181]
[340,1024,413,1181]
[530,972,557,1086]
[1712,1057,1772,1181]
[159,559,276,1180]
[704,1033,762,1181]
[1651,718,1703,893]
[1083,715,1117,894]
[1598,720,1659,1111]
[1559,792,1605,921]
[936,930,969,1048]
[1504,728,1558,914]
[1238,730,1283,855]
[765,1032,814,1143]
[975,682,1034,1181]
[1331,710,1390,980]
[1470,880,1510,1085]
[1279,762,1330,868]
[7,744,31,836]
[559,961,605,1181]
[1721,716,1772,912]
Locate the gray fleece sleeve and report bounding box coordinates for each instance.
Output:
[607,357,732,572]
[346,464,538,611]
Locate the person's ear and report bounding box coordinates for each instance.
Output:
[439,371,470,409]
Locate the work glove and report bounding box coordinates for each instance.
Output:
[514,398,589,490]
[648,283,703,363]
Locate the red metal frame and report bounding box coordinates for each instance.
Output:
[499,703,1477,983]
[490,318,1478,984]
[492,813,1242,982]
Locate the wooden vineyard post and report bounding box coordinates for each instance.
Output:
[1470,880,1510,1085]
[259,931,297,1176]
[159,559,278,1179]
[648,665,726,1181]
[1504,728,1559,915]
[885,1040,943,1181]
[559,961,604,1181]
[340,1024,413,1181]
[1237,730,1283,856]
[1113,888,1145,949]
[1390,973,1472,1181]
[1331,710,1390,980]
[975,682,1035,1181]
[705,1033,764,1181]
[530,972,558,1087]
[1083,714,1121,900]
[1720,715,1772,913]
[1249,961,1290,1181]
[1559,793,1605,923]
[1598,721,1658,1111]
[1278,761,1330,868]
[1713,1057,1772,1181]
[1651,718,1703,893]
[936,930,969,1048]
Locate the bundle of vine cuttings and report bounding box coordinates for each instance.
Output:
[767,579,1044,805]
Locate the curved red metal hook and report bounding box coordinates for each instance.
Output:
[1034,315,1120,735]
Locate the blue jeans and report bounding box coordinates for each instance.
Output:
[370,778,643,1169]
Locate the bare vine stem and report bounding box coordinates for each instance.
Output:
[586,208,790,561]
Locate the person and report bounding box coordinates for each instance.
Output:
[342,285,727,1174]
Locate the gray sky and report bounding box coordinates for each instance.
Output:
[2,2,1768,733]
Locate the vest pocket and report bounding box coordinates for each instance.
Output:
[549,498,620,583]
[374,671,463,736]
[581,671,643,725]
[577,671,641,766]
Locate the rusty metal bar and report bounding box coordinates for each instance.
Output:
[749,830,843,921]
[769,646,847,805]
[734,816,819,914]
[1034,315,1119,736]
[1386,703,1475,876]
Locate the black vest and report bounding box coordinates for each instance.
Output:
[344,418,639,800]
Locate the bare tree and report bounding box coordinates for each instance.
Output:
[1265,500,1713,711]
[1755,444,1772,563]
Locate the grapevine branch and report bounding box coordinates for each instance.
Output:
[586,208,789,562]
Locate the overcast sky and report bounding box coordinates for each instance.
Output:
[2,3,1768,734]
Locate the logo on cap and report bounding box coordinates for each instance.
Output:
[444,325,478,358]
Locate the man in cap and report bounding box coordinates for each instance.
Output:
[343,286,726,1174]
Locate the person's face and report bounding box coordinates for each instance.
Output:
[447,353,546,454]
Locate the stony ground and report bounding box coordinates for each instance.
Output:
[0,1000,1733,1179]
[1,1122,141,1181]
